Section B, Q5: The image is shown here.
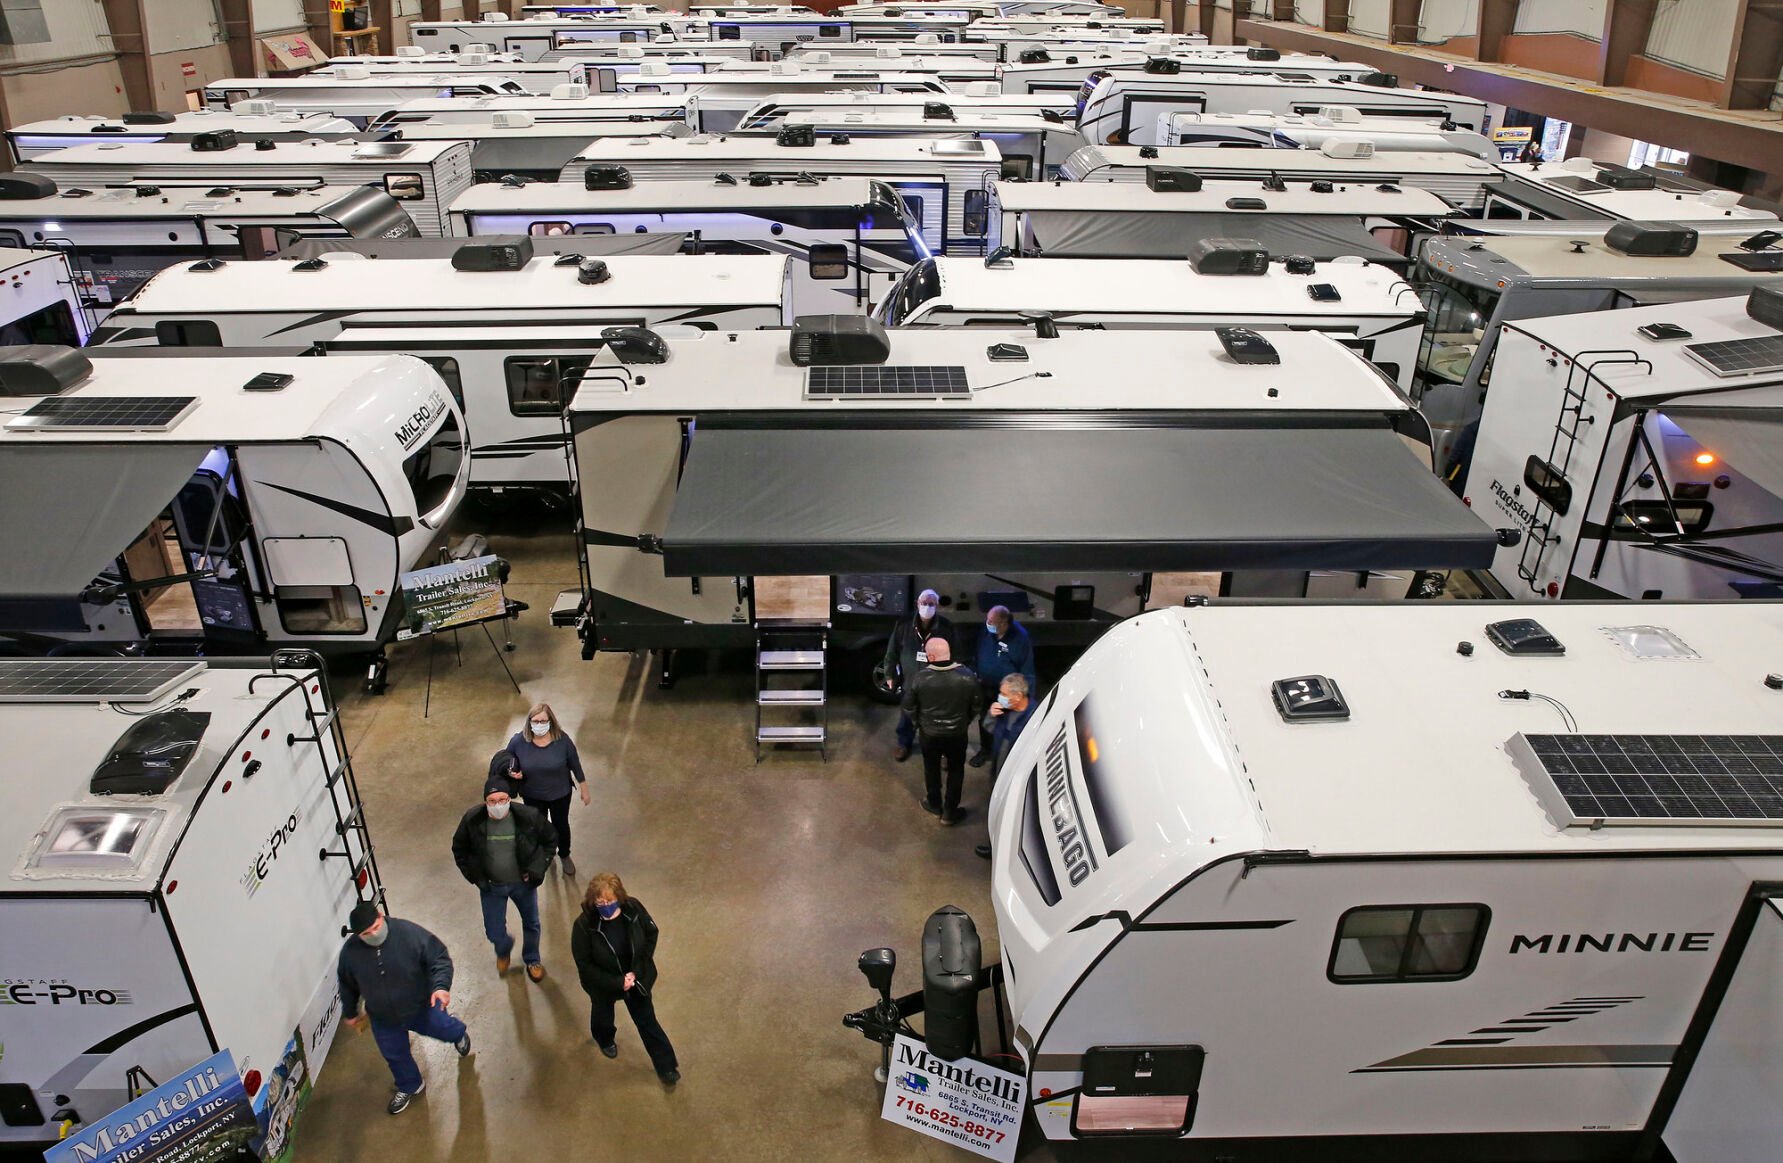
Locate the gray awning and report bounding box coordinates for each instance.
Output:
[661,423,1499,576]
[1663,406,1783,501]
[276,232,690,260]
[1025,210,1407,264]
[0,445,208,596]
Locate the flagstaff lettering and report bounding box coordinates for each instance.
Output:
[1488,479,1537,526]
[394,390,448,452]
[1044,725,1096,887]
[1509,931,1716,954]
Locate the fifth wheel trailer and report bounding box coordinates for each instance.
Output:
[1462,292,1783,602]
[986,598,1783,1160]
[0,655,380,1152]
[4,110,360,164]
[560,325,1499,661]
[0,349,466,658]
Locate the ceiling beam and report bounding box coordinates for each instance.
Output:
[1235,17,1783,174]
[1475,0,1517,62]
[1598,0,1657,86]
[1722,0,1783,109]
[1388,0,1421,44]
[216,0,258,77]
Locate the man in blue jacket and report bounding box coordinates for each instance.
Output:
[338,902,470,1115]
[971,605,1036,767]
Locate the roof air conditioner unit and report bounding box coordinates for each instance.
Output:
[1145,166,1199,191]
[1188,237,1269,275]
[461,51,492,64]
[190,130,239,152]
[619,45,645,57]
[875,45,901,57]
[1699,189,1741,208]
[789,315,890,366]
[484,10,510,19]
[1246,46,1280,61]
[396,45,426,57]
[963,81,998,96]
[0,345,93,396]
[1595,163,1657,190]
[122,111,178,124]
[584,164,634,189]
[1603,220,1697,257]
[1320,137,1373,159]
[552,82,591,99]
[771,60,800,74]
[807,51,832,63]
[336,64,371,80]
[233,99,277,116]
[464,42,494,53]
[1358,70,1396,87]
[1748,285,1783,330]
[492,111,535,129]
[1559,156,1595,173]
[640,61,671,75]
[916,32,938,43]
[1316,105,1361,123]
[452,238,534,271]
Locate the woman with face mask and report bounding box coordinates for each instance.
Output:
[570,872,680,1084]
[507,702,591,879]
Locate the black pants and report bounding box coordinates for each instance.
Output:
[976,685,999,756]
[590,990,678,1073]
[522,792,573,857]
[921,733,968,812]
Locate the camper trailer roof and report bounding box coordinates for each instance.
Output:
[374,93,684,125]
[567,325,1408,413]
[992,177,1450,217]
[1064,144,1499,181]
[1077,601,1783,863]
[0,661,310,888]
[1499,293,1783,404]
[205,73,530,92]
[567,134,1000,164]
[0,183,401,220]
[9,110,359,140]
[392,119,662,142]
[25,137,471,170]
[1422,230,1783,288]
[449,174,894,212]
[0,353,444,445]
[0,246,78,276]
[1496,161,1779,222]
[924,255,1414,316]
[787,109,1066,133]
[123,253,789,314]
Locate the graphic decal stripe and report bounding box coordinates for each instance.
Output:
[1355,1044,1675,1073]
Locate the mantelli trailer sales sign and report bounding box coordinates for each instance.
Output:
[880,1034,1025,1161]
[46,1049,258,1163]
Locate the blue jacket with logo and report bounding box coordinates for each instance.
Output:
[975,619,1037,691]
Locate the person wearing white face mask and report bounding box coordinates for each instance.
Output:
[451,776,558,982]
[879,588,955,762]
[507,701,591,878]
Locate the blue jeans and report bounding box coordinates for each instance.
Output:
[480,881,541,966]
[895,711,916,750]
[370,1004,467,1094]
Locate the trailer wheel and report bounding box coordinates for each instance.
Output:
[852,646,900,706]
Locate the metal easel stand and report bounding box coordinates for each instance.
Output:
[422,601,524,719]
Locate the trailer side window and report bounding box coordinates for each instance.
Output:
[962,189,989,236]
[385,173,425,201]
[420,357,464,409]
[808,243,848,280]
[1329,904,1488,983]
[506,355,593,416]
[1522,455,1571,516]
[529,221,573,237]
[154,319,223,347]
[1018,763,1062,906]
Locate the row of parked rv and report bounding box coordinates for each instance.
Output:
[2,3,1782,1156]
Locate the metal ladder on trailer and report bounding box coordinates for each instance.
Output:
[755,620,828,762]
[1515,350,1649,590]
[250,649,387,926]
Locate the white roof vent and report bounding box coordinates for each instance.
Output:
[619,45,646,57]
[484,10,510,19]
[806,50,832,63]
[963,81,997,96]
[1315,105,1361,123]
[1560,156,1596,173]
[770,60,801,74]
[1699,189,1741,208]
[1321,136,1374,159]
[492,111,535,128]
[335,64,371,79]
[639,61,672,75]
[875,45,901,57]
[460,50,491,64]
[552,82,591,99]
[915,32,939,43]
[396,45,426,58]
[233,98,277,115]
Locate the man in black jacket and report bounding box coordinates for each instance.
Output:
[451,779,558,983]
[880,588,954,762]
[337,902,468,1115]
[903,637,983,824]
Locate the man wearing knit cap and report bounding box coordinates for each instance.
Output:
[452,766,558,982]
[337,902,467,1115]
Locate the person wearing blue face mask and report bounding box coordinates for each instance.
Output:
[570,872,680,1085]
[970,605,1036,769]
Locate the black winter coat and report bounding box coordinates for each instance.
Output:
[451,803,557,887]
[880,612,956,689]
[337,917,453,1023]
[570,899,661,1003]
[903,662,984,738]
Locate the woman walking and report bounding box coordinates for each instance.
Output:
[507,702,590,878]
[570,873,680,1085]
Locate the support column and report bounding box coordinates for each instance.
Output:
[1475,0,1517,61]
[1388,0,1421,44]
[216,0,257,77]
[1597,0,1657,86]
[1721,0,1783,109]
[1323,0,1348,33]
[97,0,153,110]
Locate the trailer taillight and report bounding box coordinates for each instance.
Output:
[356,868,371,891]
[243,1069,262,1097]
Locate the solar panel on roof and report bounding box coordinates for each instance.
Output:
[5,396,197,432]
[1510,732,1783,827]
[1718,251,1783,273]
[0,659,205,703]
[1681,334,1783,378]
[1546,174,1610,194]
[805,365,970,399]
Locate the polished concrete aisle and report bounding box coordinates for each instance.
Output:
[292,511,1021,1162]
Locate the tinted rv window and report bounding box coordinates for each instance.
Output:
[1522,456,1570,515]
[154,319,223,347]
[404,411,463,521]
[1018,764,1061,906]
[385,173,425,201]
[0,300,80,348]
[420,357,464,408]
[809,242,848,280]
[962,189,989,236]
[1329,904,1488,983]
[506,355,593,416]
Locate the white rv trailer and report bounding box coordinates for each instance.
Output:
[0,350,466,656]
[392,117,671,181]
[987,179,1455,269]
[1413,227,1783,460]
[1159,108,1496,159]
[558,135,1002,254]
[777,108,1083,179]
[1060,143,1504,213]
[560,326,1497,659]
[876,254,1423,390]
[713,50,1000,83]
[523,2,671,11]
[1485,159,1782,224]
[23,139,475,237]
[541,41,755,62]
[1024,49,1376,84]
[986,598,1783,1159]
[1077,70,1489,145]
[0,654,380,1152]
[409,17,674,58]
[318,53,592,88]
[446,176,921,312]
[688,14,858,46]
[0,248,89,347]
[369,91,687,130]
[620,70,952,131]
[1463,293,1783,602]
[5,111,361,164]
[993,51,1153,95]
[786,38,1003,61]
[199,75,533,127]
[730,86,1074,130]
[0,183,416,311]
[94,252,792,494]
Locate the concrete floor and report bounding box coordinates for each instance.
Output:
[294,507,1034,1162]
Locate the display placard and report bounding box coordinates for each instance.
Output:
[396,554,505,639]
[879,1034,1025,1162]
[46,1049,258,1163]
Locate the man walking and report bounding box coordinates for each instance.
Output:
[976,673,1036,859]
[971,605,1036,768]
[452,777,558,982]
[903,637,983,824]
[338,902,469,1115]
[880,589,954,763]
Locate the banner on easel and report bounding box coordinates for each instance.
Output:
[397,555,505,639]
